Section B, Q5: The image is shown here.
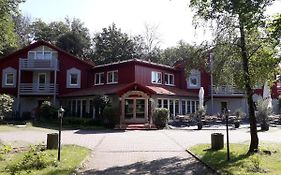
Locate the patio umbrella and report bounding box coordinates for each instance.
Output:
[263,81,272,109]
[199,87,204,109]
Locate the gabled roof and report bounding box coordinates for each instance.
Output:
[0,40,95,67]
[61,82,197,98]
[94,58,175,70]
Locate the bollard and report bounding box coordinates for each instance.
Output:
[211,133,224,150]
[47,133,58,149]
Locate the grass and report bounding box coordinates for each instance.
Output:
[190,143,281,175]
[0,123,55,132]
[0,144,91,175]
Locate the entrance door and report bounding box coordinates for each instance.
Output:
[124,98,146,123]
[38,73,46,90]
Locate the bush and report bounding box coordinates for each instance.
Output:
[6,144,54,174]
[153,108,169,129]
[0,94,14,120]
[256,99,271,131]
[38,101,57,120]
[103,105,119,128]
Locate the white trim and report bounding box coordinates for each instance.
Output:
[2,67,17,88]
[95,72,104,85]
[151,71,162,84]
[164,73,175,86]
[107,70,118,84]
[66,67,81,88]
[187,69,201,89]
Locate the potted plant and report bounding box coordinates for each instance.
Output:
[194,106,206,130]
[233,109,245,128]
[256,99,271,131]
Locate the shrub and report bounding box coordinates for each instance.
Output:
[38,101,57,120]
[6,144,53,174]
[0,94,14,120]
[103,105,119,128]
[153,108,169,129]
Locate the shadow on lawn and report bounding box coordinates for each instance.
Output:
[79,156,216,175]
[198,148,250,174]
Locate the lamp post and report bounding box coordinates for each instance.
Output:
[57,106,64,161]
[226,109,230,161]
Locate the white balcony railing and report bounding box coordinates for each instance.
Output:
[20,83,59,95]
[211,85,245,95]
[19,58,58,70]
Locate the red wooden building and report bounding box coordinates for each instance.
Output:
[1,41,280,127]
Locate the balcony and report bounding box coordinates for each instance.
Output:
[20,83,59,95]
[19,58,58,70]
[211,85,245,96]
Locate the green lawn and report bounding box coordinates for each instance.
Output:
[190,143,281,175]
[0,145,90,175]
[0,123,55,132]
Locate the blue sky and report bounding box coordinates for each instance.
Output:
[19,0,281,48]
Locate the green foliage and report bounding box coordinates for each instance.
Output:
[190,143,281,175]
[256,99,271,124]
[31,17,92,58]
[0,144,12,161]
[103,105,119,128]
[153,108,169,129]
[93,23,143,64]
[38,101,57,120]
[6,144,52,174]
[0,94,14,120]
[0,0,24,55]
[1,145,90,175]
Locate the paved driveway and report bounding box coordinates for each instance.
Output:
[1,125,281,174]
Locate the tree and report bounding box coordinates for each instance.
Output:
[0,0,24,55]
[0,94,14,120]
[93,23,142,64]
[31,18,91,59]
[161,40,208,66]
[142,23,162,62]
[189,0,279,153]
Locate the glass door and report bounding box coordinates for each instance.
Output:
[136,99,145,119]
[38,73,46,90]
[125,99,134,120]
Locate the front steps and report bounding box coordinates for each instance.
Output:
[115,123,157,130]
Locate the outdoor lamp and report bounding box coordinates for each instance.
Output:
[58,106,65,118]
[57,106,64,161]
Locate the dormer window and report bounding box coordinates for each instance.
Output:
[187,69,200,89]
[95,72,104,85]
[164,73,174,86]
[2,67,17,88]
[151,71,162,84]
[67,68,81,88]
[107,70,118,84]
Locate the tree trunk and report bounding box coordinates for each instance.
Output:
[238,19,259,153]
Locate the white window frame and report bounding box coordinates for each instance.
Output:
[28,46,56,60]
[107,70,118,84]
[151,71,162,84]
[164,73,175,86]
[187,69,201,89]
[2,67,17,88]
[95,72,104,85]
[67,67,81,88]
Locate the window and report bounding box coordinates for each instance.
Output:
[187,69,200,89]
[151,71,162,84]
[107,70,118,84]
[70,74,78,85]
[2,67,17,88]
[6,73,14,85]
[28,51,53,59]
[67,68,81,88]
[164,73,174,85]
[95,72,104,85]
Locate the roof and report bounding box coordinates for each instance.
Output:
[146,85,197,97]
[61,83,197,98]
[0,40,95,67]
[94,58,175,70]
